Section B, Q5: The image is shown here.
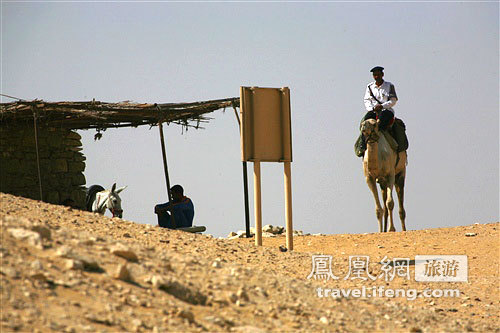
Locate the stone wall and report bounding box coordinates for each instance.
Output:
[0,125,86,208]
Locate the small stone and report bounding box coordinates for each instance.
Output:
[123,233,132,238]
[0,266,19,279]
[79,239,94,246]
[320,316,329,325]
[236,288,249,302]
[30,272,47,281]
[176,309,194,322]
[31,260,43,270]
[230,268,241,276]
[232,326,266,333]
[278,245,287,252]
[227,232,237,238]
[85,313,114,326]
[255,287,268,297]
[262,225,274,233]
[212,261,222,268]
[465,233,477,237]
[8,228,42,249]
[115,264,132,282]
[410,328,422,333]
[65,259,84,271]
[151,275,166,288]
[73,255,102,272]
[32,224,51,240]
[131,318,143,330]
[110,244,139,262]
[56,246,73,258]
[228,292,238,303]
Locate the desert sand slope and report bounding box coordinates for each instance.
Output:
[0,193,498,332]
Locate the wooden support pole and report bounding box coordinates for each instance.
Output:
[242,161,251,238]
[284,161,293,251]
[32,107,43,201]
[253,161,262,246]
[232,105,251,238]
[158,120,176,228]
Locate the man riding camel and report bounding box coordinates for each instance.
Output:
[355,66,408,157]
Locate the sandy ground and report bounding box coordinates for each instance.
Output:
[0,192,498,332]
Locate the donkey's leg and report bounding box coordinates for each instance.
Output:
[386,175,396,232]
[366,176,384,232]
[91,195,99,213]
[395,172,406,231]
[93,192,107,215]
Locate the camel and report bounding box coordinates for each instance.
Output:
[361,118,407,232]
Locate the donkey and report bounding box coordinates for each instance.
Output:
[86,183,127,218]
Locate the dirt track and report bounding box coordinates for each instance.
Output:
[1,192,498,332]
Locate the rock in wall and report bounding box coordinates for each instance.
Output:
[0,125,86,208]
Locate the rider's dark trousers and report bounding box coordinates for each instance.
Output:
[362,109,394,131]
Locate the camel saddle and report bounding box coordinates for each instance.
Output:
[354,118,409,157]
[382,130,399,151]
[381,118,408,153]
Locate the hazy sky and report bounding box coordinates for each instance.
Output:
[2,1,498,237]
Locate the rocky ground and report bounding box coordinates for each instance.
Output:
[0,192,498,332]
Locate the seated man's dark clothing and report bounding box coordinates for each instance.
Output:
[155,196,194,229]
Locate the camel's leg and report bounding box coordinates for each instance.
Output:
[366,176,384,232]
[380,183,389,232]
[395,172,406,231]
[384,209,388,232]
[386,184,396,232]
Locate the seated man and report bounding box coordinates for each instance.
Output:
[154,185,194,229]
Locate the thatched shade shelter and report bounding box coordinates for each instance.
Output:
[0,96,242,210]
[0,97,240,130]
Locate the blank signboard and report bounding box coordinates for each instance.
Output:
[240,87,292,162]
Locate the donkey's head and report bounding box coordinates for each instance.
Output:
[103,183,127,218]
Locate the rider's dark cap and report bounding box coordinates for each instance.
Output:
[370,66,384,73]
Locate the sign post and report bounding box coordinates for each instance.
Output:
[240,86,293,250]
[284,161,293,250]
[253,161,263,246]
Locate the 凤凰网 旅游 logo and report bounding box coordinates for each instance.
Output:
[415,255,468,282]
[307,255,468,282]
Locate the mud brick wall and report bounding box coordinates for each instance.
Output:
[0,125,86,208]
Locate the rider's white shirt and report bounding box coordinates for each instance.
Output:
[364,81,398,113]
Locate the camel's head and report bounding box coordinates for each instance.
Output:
[361,118,379,143]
